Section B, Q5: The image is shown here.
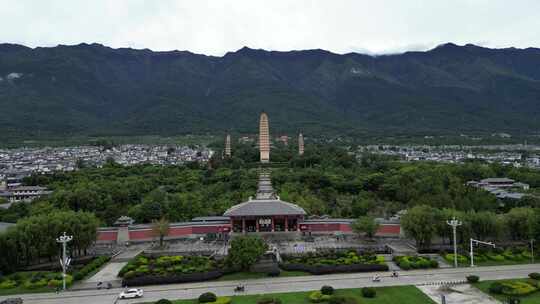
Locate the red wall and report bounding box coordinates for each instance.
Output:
[302,223,400,236]
[96,223,399,241]
[97,231,117,241]
[376,224,400,235]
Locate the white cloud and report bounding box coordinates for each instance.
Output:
[0,0,539,56]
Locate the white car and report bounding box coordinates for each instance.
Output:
[119,288,144,299]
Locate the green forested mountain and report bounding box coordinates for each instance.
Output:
[1,42,540,138]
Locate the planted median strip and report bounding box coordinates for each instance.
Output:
[146,285,435,304]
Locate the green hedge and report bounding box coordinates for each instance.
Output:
[0,272,73,290]
[281,251,387,275]
[443,248,533,265]
[73,256,110,281]
[489,280,538,296]
[393,256,438,270]
[119,255,220,279]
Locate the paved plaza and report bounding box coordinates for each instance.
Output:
[418,284,500,304]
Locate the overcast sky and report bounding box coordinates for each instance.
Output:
[1,0,539,56]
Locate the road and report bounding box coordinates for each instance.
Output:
[1,264,538,304]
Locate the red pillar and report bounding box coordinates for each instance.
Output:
[256,218,260,232]
[271,216,275,232]
[242,217,246,234]
[285,216,289,232]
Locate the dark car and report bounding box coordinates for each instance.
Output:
[0,298,23,304]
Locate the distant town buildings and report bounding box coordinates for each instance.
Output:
[467,177,529,200]
[359,144,540,169]
[0,185,51,204]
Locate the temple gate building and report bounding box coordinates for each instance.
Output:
[224,172,306,233]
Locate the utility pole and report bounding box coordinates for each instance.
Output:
[57,232,73,291]
[470,238,495,267]
[447,217,462,268]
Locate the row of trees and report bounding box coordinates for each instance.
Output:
[401,205,540,249]
[8,144,536,226]
[0,210,98,273]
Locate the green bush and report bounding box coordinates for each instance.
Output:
[213,297,232,304]
[444,254,468,264]
[155,300,173,304]
[321,285,334,295]
[309,291,331,303]
[487,254,505,262]
[489,282,503,294]
[361,287,376,298]
[529,273,540,280]
[501,281,537,296]
[123,271,136,280]
[23,279,47,289]
[0,280,17,289]
[466,275,479,283]
[399,260,411,270]
[198,292,217,303]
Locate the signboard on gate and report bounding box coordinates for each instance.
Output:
[258,218,271,225]
[300,224,308,231]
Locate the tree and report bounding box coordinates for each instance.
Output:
[226,235,267,270]
[505,207,535,241]
[352,216,380,239]
[152,217,170,247]
[401,205,438,250]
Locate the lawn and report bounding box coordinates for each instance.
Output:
[474,279,540,304]
[167,286,435,304]
[217,270,310,281]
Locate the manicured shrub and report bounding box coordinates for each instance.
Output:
[361,287,376,298]
[73,256,111,281]
[0,280,17,289]
[155,300,173,304]
[257,297,282,304]
[444,254,468,264]
[214,297,232,304]
[529,272,540,280]
[501,281,537,296]
[198,292,217,303]
[466,275,479,283]
[399,260,411,270]
[489,282,503,294]
[123,271,136,280]
[321,285,334,295]
[487,254,505,262]
[309,291,331,303]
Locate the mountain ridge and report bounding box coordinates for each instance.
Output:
[1,42,539,138]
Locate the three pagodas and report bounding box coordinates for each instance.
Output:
[224,112,304,162]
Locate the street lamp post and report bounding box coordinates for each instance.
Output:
[447,217,462,268]
[56,232,73,291]
[470,238,495,267]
